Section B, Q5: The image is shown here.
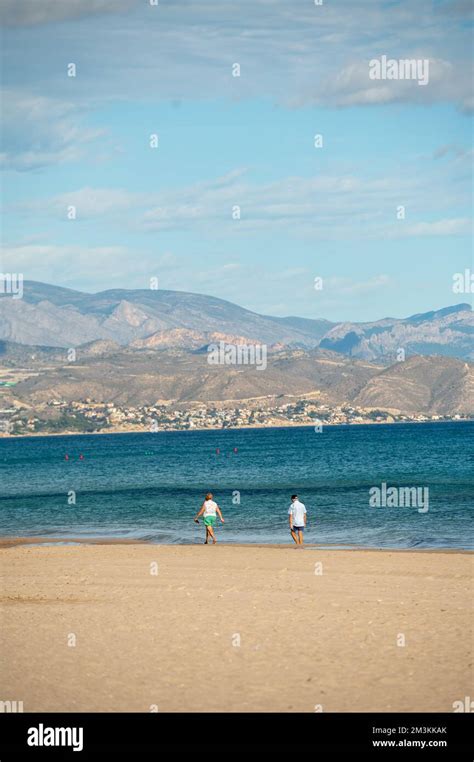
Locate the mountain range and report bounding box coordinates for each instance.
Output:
[0,281,472,363]
[0,282,472,418]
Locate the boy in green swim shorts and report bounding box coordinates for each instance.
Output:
[194,492,225,544]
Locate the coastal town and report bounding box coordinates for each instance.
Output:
[0,397,465,436]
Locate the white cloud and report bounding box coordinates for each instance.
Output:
[0,91,105,171]
[15,165,471,242]
[1,2,471,176]
[311,57,472,109]
[29,187,145,218]
[0,0,139,27]
[1,0,472,113]
[396,218,472,237]
[0,244,180,291]
[325,275,392,295]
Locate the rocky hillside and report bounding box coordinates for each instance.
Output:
[320,304,473,362]
[1,342,472,416]
[353,356,473,415]
[0,281,471,362]
[0,281,328,349]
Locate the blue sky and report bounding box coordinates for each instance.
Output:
[1,0,472,321]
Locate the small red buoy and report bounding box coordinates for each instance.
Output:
[216,448,220,455]
[79,454,84,460]
[233,447,238,453]
[64,454,69,461]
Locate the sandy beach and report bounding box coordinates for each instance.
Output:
[1,542,472,713]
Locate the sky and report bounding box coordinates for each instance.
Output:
[1,0,473,321]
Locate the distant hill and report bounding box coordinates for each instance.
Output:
[0,281,325,349]
[320,304,473,362]
[2,340,472,416]
[0,281,472,362]
[353,356,473,415]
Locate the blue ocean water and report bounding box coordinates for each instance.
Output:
[0,422,472,549]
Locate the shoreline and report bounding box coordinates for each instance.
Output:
[0,535,472,553]
[0,417,471,440]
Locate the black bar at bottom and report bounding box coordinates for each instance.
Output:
[0,712,473,758]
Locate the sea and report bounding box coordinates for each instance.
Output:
[0,422,472,549]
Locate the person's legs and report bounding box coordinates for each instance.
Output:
[298,529,304,546]
[290,528,298,544]
[207,524,216,544]
[204,526,209,544]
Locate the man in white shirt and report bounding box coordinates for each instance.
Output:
[288,494,307,546]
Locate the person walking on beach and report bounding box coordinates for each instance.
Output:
[194,493,225,544]
[289,494,306,546]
